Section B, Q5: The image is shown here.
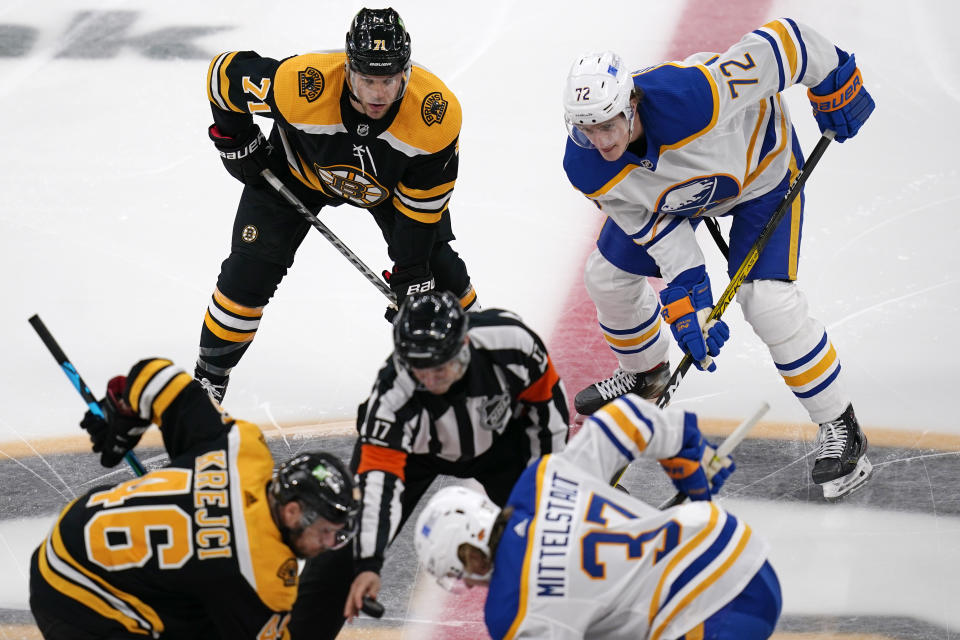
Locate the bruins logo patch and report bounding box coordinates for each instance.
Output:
[240,225,258,243]
[298,67,324,102]
[277,558,298,587]
[421,91,448,126]
[313,164,389,207]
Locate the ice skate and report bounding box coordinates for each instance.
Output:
[574,362,670,416]
[812,404,873,500]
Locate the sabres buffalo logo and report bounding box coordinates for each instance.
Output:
[313,164,389,207]
[421,91,447,126]
[298,67,324,102]
[655,175,741,217]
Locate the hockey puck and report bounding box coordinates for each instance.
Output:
[361,596,384,618]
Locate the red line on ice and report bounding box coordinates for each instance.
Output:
[426,1,772,638]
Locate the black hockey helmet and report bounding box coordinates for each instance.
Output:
[393,291,468,368]
[271,452,359,528]
[345,7,412,76]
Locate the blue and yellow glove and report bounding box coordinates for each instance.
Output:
[660,274,729,372]
[808,49,875,143]
[659,413,735,501]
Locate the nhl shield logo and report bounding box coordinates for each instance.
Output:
[421,91,448,126]
[479,395,511,431]
[298,67,324,102]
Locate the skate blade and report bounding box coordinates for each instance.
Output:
[822,456,873,501]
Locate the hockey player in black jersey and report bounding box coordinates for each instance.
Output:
[195,7,478,401]
[287,291,570,638]
[28,358,358,640]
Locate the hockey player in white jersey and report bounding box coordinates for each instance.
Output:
[415,394,781,639]
[561,19,875,499]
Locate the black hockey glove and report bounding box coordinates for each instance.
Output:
[382,265,436,322]
[79,375,151,468]
[209,123,272,185]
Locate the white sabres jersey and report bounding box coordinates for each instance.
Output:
[484,394,770,640]
[563,18,843,283]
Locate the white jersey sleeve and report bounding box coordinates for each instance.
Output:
[560,393,687,480]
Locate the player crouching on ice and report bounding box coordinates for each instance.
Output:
[29,358,359,640]
[414,395,782,639]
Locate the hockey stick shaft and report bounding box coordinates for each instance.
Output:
[703,218,730,260]
[260,168,397,305]
[655,131,835,410]
[28,315,146,477]
[658,401,770,509]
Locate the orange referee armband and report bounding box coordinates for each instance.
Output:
[808,67,863,113]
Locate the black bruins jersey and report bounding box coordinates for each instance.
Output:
[207,50,462,267]
[30,359,298,639]
[353,309,570,568]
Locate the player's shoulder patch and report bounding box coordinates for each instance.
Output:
[274,51,347,127]
[385,64,462,155]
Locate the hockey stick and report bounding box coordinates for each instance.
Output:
[658,401,769,509]
[611,132,834,489]
[703,218,730,260]
[655,130,835,410]
[28,314,146,477]
[260,168,397,306]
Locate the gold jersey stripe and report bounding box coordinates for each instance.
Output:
[208,51,243,113]
[127,359,174,416]
[743,98,769,185]
[786,151,801,280]
[396,180,456,200]
[150,372,193,427]
[503,457,549,640]
[459,287,477,309]
[600,401,649,452]
[651,524,753,639]
[392,197,445,224]
[648,504,721,628]
[763,20,799,80]
[743,94,788,192]
[213,288,264,318]
[204,311,257,343]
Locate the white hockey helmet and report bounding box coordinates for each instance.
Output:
[414,485,501,589]
[562,51,635,148]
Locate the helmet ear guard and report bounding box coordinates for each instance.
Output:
[562,51,636,148]
[414,486,501,589]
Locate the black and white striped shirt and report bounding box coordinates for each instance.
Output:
[354,309,569,568]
